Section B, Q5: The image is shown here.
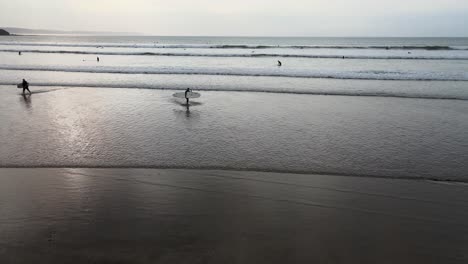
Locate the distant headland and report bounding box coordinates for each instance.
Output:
[0,29,10,35]
[1,27,138,36]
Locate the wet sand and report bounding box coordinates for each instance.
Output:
[1,168,467,263]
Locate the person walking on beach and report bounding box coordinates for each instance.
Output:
[185,88,192,105]
[21,79,31,95]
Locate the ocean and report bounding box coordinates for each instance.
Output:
[1,36,468,97]
[0,36,467,181]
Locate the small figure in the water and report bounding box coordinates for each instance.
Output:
[18,51,22,55]
[97,56,100,62]
[21,79,31,95]
[277,60,282,66]
[342,56,345,59]
[185,88,192,105]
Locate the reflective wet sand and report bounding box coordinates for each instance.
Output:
[1,168,468,263]
[1,87,467,181]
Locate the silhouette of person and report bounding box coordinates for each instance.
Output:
[185,88,192,105]
[19,51,22,55]
[277,60,282,66]
[22,79,31,95]
[97,57,100,62]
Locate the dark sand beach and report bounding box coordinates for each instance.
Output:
[1,168,468,264]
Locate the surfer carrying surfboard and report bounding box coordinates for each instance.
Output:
[172,90,200,104]
[21,79,31,95]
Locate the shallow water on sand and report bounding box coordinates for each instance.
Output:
[1,86,467,181]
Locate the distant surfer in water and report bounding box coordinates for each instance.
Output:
[185,88,192,105]
[97,57,100,62]
[277,60,282,66]
[21,79,31,95]
[18,51,22,55]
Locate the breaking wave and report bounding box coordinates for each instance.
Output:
[1,42,468,50]
[1,49,468,60]
[1,64,468,81]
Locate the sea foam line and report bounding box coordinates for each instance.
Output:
[1,49,468,60]
[1,42,468,50]
[1,65,468,81]
[1,82,467,101]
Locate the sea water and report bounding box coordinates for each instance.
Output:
[1,36,468,97]
[0,36,467,181]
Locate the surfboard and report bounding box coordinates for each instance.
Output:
[173,92,201,99]
[17,84,23,88]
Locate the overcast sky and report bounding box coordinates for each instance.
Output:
[1,0,467,36]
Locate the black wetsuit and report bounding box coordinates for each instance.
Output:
[185,89,191,104]
[22,80,31,94]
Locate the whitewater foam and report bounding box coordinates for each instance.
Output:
[1,42,468,50]
[2,48,468,60]
[1,82,467,101]
[1,64,467,81]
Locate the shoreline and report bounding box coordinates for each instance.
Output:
[1,166,468,184]
[2,83,468,101]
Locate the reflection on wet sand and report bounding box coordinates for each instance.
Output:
[171,98,202,119]
[18,88,68,110]
[171,98,203,107]
[172,106,201,121]
[20,94,32,109]
[186,103,190,117]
